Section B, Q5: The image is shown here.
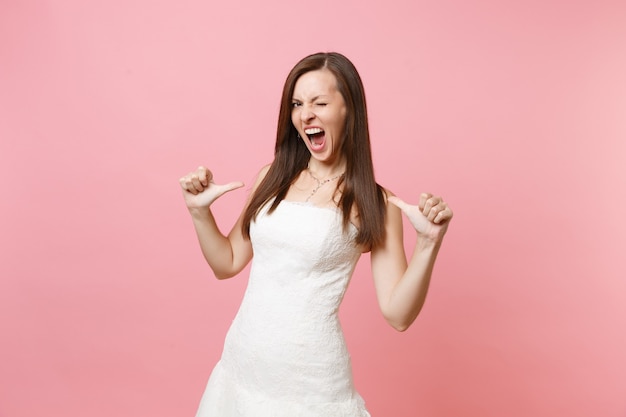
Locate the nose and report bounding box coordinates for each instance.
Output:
[300,104,315,123]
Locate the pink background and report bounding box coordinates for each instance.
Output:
[1,1,625,416]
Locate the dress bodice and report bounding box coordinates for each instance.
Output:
[247,200,361,317]
[195,199,371,417]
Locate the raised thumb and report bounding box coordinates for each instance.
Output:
[220,181,245,194]
[387,195,409,213]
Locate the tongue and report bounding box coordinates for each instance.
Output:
[311,133,325,146]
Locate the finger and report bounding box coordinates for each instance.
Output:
[425,195,445,217]
[180,175,199,194]
[197,166,212,187]
[428,203,446,222]
[182,181,198,194]
[221,181,245,193]
[434,207,453,224]
[212,181,245,199]
[188,176,201,192]
[387,195,411,213]
[179,177,189,192]
[422,197,436,216]
[419,193,432,211]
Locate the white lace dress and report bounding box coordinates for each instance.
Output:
[195,200,371,417]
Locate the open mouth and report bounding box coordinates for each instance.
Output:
[305,127,326,149]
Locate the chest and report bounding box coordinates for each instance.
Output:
[250,201,359,270]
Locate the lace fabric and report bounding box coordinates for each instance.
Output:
[195,200,370,417]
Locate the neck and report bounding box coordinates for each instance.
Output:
[307,159,346,180]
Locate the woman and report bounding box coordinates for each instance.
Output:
[180,52,453,417]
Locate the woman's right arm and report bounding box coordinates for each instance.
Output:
[179,165,269,279]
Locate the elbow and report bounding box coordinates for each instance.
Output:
[391,323,409,332]
[388,319,413,333]
[382,312,413,332]
[208,258,242,280]
[214,273,230,280]
[212,268,236,280]
[383,308,422,332]
[205,253,245,280]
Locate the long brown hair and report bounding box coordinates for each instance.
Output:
[242,52,386,248]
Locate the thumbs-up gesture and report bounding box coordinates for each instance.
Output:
[179,166,244,210]
[388,193,453,242]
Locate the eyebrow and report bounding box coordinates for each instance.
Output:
[291,95,330,102]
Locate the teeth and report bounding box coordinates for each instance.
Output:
[304,127,323,135]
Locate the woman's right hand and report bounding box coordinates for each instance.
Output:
[179,166,244,210]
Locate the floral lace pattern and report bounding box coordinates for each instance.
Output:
[195,200,370,417]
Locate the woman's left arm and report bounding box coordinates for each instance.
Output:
[370,192,453,331]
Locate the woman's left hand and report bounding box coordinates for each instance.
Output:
[388,193,453,243]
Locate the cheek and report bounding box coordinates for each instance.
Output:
[336,108,347,130]
[335,113,348,136]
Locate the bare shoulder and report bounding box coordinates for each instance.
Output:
[379,186,398,210]
[378,186,403,232]
[258,163,272,177]
[380,186,394,200]
[251,163,272,189]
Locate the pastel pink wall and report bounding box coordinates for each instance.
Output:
[1,1,624,416]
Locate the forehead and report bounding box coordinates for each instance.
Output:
[292,69,339,98]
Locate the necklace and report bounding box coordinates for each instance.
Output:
[305,167,344,202]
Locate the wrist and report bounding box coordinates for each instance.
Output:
[188,206,213,219]
[415,233,444,251]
